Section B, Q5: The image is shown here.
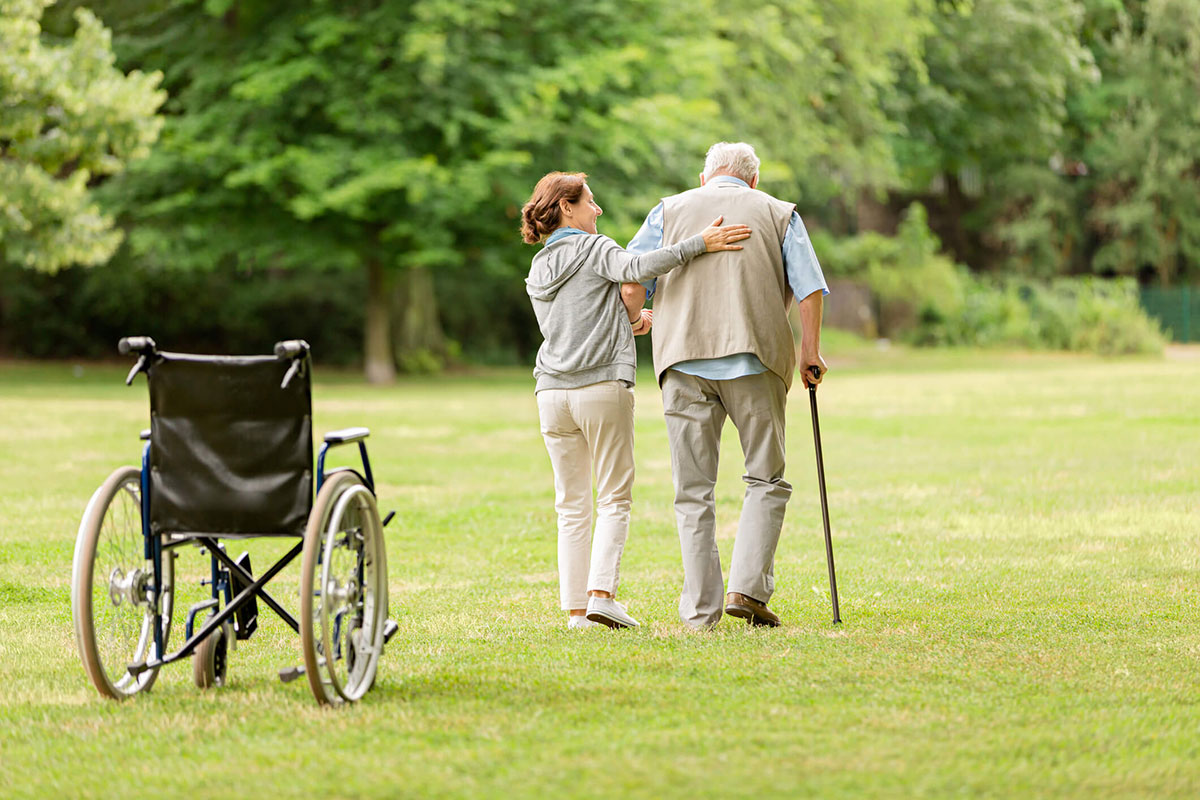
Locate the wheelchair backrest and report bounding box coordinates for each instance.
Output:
[147,352,313,536]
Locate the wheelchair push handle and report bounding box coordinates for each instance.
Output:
[118,336,158,386]
[274,340,310,360]
[119,336,157,356]
[274,339,311,389]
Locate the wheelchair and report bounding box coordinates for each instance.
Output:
[71,337,396,705]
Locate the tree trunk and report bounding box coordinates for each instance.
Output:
[1158,217,1178,287]
[392,265,447,373]
[364,258,396,384]
[942,172,972,265]
[855,187,898,235]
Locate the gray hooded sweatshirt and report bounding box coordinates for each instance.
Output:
[526,232,706,391]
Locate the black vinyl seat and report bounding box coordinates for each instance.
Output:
[147,352,312,537]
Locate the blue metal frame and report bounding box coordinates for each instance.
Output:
[140,436,230,664]
[132,431,368,675]
[316,440,375,495]
[114,344,388,684]
[141,442,152,558]
[140,442,167,660]
[134,540,304,672]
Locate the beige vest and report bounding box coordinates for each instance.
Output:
[653,181,797,389]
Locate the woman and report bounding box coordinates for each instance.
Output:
[521,171,751,629]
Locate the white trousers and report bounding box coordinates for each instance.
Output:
[537,381,635,610]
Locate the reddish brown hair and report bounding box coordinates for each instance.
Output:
[520,171,588,244]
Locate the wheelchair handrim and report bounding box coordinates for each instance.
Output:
[320,483,385,702]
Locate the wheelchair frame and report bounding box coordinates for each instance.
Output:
[71,337,396,705]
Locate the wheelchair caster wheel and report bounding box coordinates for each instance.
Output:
[193,626,228,689]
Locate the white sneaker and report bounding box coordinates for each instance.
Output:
[568,615,597,630]
[586,596,640,629]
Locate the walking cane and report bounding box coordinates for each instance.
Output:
[807,366,842,624]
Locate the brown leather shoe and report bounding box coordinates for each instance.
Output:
[724,592,781,627]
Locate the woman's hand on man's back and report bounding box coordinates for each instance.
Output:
[700,216,752,252]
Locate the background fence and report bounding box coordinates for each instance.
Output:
[1140,286,1200,343]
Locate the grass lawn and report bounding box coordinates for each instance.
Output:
[0,341,1197,798]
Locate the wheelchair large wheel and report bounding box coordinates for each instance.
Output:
[72,466,175,699]
[300,470,388,705]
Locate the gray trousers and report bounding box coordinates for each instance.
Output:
[661,369,792,628]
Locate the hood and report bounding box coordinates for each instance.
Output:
[525,235,602,302]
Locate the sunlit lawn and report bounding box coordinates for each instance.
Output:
[1,340,1197,798]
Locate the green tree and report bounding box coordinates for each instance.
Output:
[0,0,164,272]
[889,0,1095,271]
[97,0,720,381]
[709,0,930,218]
[1084,0,1200,285]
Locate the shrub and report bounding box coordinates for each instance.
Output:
[912,275,1165,355]
[0,259,365,363]
[819,203,1166,355]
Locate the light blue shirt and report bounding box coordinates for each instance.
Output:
[626,176,829,379]
[544,226,589,246]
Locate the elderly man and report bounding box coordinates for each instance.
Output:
[628,141,828,629]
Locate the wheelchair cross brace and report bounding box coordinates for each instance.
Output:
[200,537,300,634]
[128,539,303,676]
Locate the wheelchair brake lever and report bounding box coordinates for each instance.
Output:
[125,355,147,386]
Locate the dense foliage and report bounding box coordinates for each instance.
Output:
[2,0,1194,366]
[68,0,737,379]
[887,0,1200,287]
[0,257,363,361]
[1083,0,1200,286]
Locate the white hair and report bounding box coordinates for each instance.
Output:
[703,142,760,183]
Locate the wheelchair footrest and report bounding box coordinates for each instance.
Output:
[126,660,150,677]
[278,665,306,684]
[383,619,399,645]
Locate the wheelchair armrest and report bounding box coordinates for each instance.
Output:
[324,427,370,445]
[318,427,375,493]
